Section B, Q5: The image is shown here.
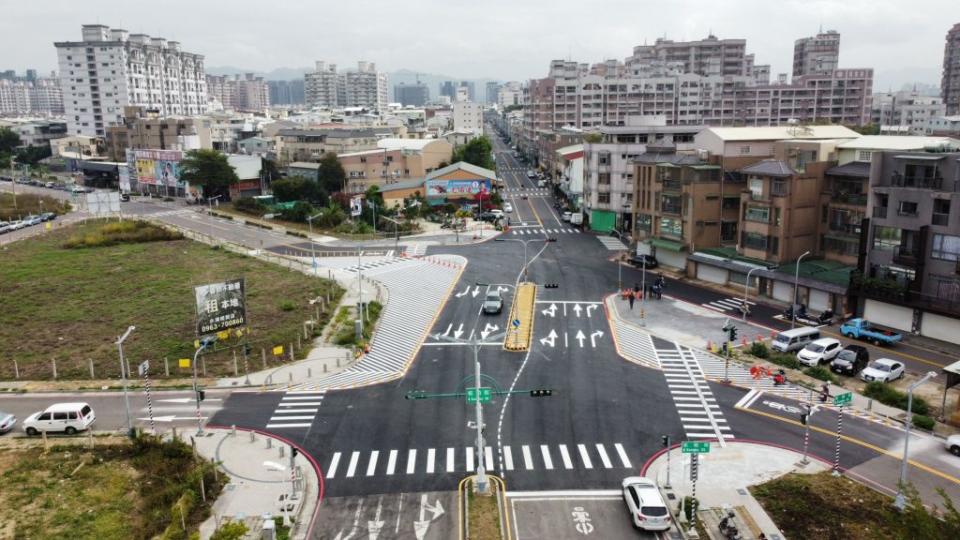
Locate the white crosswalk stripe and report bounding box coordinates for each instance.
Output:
[692,348,809,401]
[597,236,628,251]
[265,390,325,429]
[655,342,734,441]
[702,297,754,313]
[609,318,660,369]
[323,442,634,479]
[291,255,464,390]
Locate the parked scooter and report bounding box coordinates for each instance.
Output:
[718,511,742,540]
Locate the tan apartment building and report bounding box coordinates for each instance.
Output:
[105,107,209,161]
[339,138,453,192]
[274,127,394,164]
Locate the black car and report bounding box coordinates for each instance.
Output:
[830,345,869,375]
[120,193,130,202]
[39,212,56,222]
[628,254,659,269]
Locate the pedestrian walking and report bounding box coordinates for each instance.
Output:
[628,290,635,309]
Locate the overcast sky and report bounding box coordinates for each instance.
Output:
[3,0,954,90]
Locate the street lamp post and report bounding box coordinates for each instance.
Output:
[894,371,938,511]
[115,326,136,437]
[192,336,216,436]
[742,266,772,321]
[207,195,222,243]
[496,237,555,281]
[791,251,811,329]
[305,212,324,275]
[800,403,821,465]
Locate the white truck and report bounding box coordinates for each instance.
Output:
[570,212,583,226]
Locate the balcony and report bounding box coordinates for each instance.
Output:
[661,204,683,216]
[892,245,921,266]
[828,222,861,236]
[662,180,683,192]
[830,192,868,206]
[890,172,944,190]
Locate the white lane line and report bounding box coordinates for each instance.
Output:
[485,447,494,471]
[281,396,325,400]
[504,446,514,471]
[426,448,436,474]
[386,450,398,475]
[345,451,360,478]
[271,408,318,413]
[265,423,312,428]
[596,444,613,468]
[406,449,417,475]
[366,450,379,476]
[577,444,594,469]
[540,445,554,470]
[558,444,574,469]
[277,402,323,407]
[326,452,341,479]
[447,448,455,473]
[614,444,632,468]
[268,415,313,421]
[522,445,533,470]
[466,447,475,471]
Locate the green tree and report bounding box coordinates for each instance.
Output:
[503,104,523,113]
[209,521,249,540]
[583,132,603,144]
[271,175,326,204]
[0,127,20,154]
[261,157,281,182]
[280,200,317,223]
[179,149,239,200]
[317,152,346,194]
[452,136,494,170]
[15,145,51,166]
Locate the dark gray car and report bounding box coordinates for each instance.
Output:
[0,411,16,434]
[482,290,503,315]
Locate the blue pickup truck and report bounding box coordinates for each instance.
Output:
[840,318,903,346]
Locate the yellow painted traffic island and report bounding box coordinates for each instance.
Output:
[504,282,536,351]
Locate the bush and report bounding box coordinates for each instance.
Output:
[863,382,930,415]
[210,521,249,540]
[280,201,317,223]
[749,341,770,359]
[233,196,266,216]
[279,301,296,312]
[803,366,836,383]
[912,414,935,431]
[768,352,802,370]
[63,220,182,248]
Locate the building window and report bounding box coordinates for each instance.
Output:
[931,234,960,261]
[749,178,764,200]
[933,198,951,226]
[659,217,683,238]
[721,221,738,242]
[722,196,740,210]
[771,181,789,197]
[897,201,919,217]
[857,150,872,162]
[739,145,751,155]
[741,232,768,251]
[598,192,611,204]
[635,214,652,233]
[872,226,902,251]
[744,206,770,223]
[598,173,611,185]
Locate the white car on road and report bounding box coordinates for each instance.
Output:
[859,358,904,383]
[946,434,960,457]
[622,477,672,531]
[503,202,513,213]
[796,338,842,366]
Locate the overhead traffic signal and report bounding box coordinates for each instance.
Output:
[543,283,559,289]
[529,389,553,397]
[728,326,738,342]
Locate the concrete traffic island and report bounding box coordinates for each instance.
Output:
[642,441,827,539]
[459,475,511,540]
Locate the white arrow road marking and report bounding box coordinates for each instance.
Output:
[590,330,604,347]
[471,286,480,297]
[441,324,452,337]
[368,497,385,540]
[498,286,509,293]
[541,303,558,317]
[586,305,597,317]
[455,285,470,298]
[413,493,444,540]
[138,415,207,422]
[453,323,464,339]
[575,330,586,347]
[334,498,364,540]
[573,303,583,317]
[539,329,557,347]
[480,323,500,340]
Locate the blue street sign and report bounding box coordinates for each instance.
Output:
[512,319,520,328]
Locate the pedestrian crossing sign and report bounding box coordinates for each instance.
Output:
[273,345,284,356]
[178,358,190,368]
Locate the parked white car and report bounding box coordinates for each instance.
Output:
[23,402,96,435]
[622,477,671,531]
[946,434,960,457]
[796,338,842,366]
[562,211,572,222]
[859,358,905,383]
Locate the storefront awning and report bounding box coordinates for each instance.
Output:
[649,237,686,252]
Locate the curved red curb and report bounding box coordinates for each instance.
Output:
[640,438,835,476]
[206,424,325,538]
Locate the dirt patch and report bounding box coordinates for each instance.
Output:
[468,491,502,540]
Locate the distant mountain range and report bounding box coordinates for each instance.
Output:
[205,66,506,101]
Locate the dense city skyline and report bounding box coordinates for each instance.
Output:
[1,0,955,89]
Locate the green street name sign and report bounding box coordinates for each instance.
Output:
[681,441,711,454]
[466,387,492,404]
[833,392,853,407]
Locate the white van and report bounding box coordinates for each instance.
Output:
[23,402,96,435]
[771,327,821,353]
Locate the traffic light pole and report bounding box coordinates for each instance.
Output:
[472,338,487,493]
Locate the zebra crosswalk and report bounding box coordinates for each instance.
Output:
[597,236,628,251]
[691,348,809,401]
[343,256,403,273]
[703,297,754,313]
[265,390,326,429]
[503,188,550,195]
[291,255,465,390]
[509,227,580,235]
[655,341,734,442]
[323,442,634,480]
[147,208,192,218]
[608,315,660,369]
[403,242,427,256]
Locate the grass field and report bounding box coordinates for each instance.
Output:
[0,192,71,221]
[0,436,223,539]
[0,219,343,380]
[751,471,959,539]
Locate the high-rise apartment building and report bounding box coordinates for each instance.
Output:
[497,81,523,108]
[267,79,305,106]
[0,77,63,115]
[439,81,456,100]
[394,82,429,106]
[305,61,386,110]
[485,81,501,104]
[942,23,960,115]
[871,90,946,134]
[453,101,483,137]
[793,30,841,77]
[626,35,752,77]
[54,24,206,137]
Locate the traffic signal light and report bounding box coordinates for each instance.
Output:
[529,389,553,397]
[800,413,808,425]
[729,327,738,342]
[197,388,206,402]
[243,343,252,356]
[543,283,559,289]
[661,435,669,447]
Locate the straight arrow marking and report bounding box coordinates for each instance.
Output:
[575,330,586,347]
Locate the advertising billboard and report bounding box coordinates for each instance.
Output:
[118,165,131,192]
[131,149,184,188]
[194,279,247,336]
[425,179,491,198]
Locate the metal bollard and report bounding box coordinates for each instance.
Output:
[337,357,341,367]
[231,424,236,437]
[279,446,285,458]
[266,437,272,450]
[89,358,95,379]
[323,364,328,373]
[288,372,293,383]
[308,368,312,378]
[249,430,255,443]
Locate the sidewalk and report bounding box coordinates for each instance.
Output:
[643,441,827,539]
[173,427,321,540]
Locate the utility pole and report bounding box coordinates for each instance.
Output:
[894,371,937,510]
[306,211,324,275]
[116,326,136,438]
[192,336,216,435]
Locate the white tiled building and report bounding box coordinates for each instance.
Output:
[54,24,207,137]
[0,78,63,116]
[453,101,483,138]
